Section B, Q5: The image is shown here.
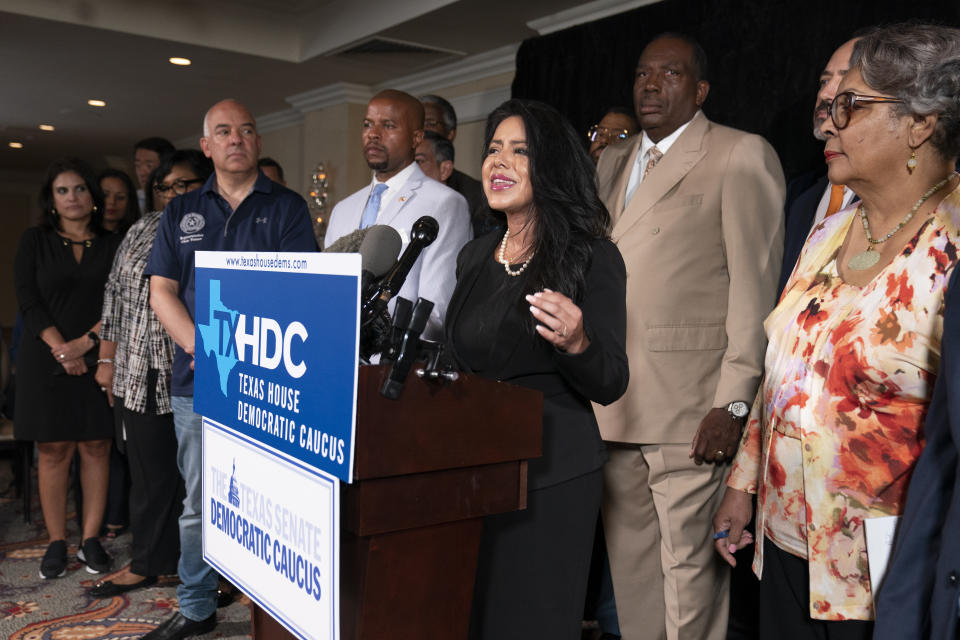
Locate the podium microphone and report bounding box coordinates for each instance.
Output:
[381,297,434,399]
[361,216,439,327]
[324,224,402,293]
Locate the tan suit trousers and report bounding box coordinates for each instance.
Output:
[603,443,730,640]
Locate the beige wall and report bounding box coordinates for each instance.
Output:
[453,121,486,180]
[301,102,371,208]
[260,125,306,194]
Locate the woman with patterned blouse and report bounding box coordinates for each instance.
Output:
[712,24,960,639]
[88,150,212,597]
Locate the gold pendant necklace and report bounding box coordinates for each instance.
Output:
[847,172,957,271]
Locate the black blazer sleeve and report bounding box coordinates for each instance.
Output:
[551,238,629,406]
[14,227,56,337]
[875,266,960,640]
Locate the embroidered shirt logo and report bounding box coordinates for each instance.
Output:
[180,212,206,234]
[255,217,268,224]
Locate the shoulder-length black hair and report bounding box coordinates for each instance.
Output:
[38,157,105,234]
[482,99,610,303]
[156,149,213,188]
[98,167,141,233]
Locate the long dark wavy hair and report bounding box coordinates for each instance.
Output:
[482,99,610,304]
[37,157,105,234]
[98,168,141,233]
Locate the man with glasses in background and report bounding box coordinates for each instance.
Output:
[588,107,639,164]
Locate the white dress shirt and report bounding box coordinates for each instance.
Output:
[624,111,701,205]
[363,162,418,224]
[809,184,857,233]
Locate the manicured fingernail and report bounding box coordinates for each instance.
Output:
[728,544,737,553]
[525,294,534,302]
[529,305,537,313]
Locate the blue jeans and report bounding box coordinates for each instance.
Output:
[172,396,218,621]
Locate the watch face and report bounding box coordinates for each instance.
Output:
[729,401,749,418]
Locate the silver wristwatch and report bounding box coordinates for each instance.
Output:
[726,400,749,421]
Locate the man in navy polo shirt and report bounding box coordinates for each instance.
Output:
[142,99,315,640]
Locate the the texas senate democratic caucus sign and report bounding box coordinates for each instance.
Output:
[194,251,361,640]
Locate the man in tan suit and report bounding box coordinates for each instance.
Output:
[594,33,784,640]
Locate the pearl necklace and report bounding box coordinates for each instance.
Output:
[498,228,533,277]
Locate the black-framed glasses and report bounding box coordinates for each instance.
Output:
[829,91,905,130]
[587,124,632,143]
[154,178,204,196]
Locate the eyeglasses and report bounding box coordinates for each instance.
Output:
[154,178,204,196]
[829,91,905,130]
[587,124,633,143]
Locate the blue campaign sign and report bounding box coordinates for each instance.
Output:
[194,252,360,482]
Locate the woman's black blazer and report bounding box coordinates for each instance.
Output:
[444,231,629,489]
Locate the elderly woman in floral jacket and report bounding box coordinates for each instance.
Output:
[712,23,960,640]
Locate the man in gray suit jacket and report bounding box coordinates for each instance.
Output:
[324,90,471,341]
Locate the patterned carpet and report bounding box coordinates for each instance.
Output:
[0,466,254,639]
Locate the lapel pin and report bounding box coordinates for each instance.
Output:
[399,196,407,202]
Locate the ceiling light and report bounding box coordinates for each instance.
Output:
[169,57,191,66]
[39,124,55,131]
[9,142,23,149]
[88,99,106,107]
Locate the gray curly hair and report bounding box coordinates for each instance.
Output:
[851,23,960,160]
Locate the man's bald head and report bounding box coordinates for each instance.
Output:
[200,98,261,177]
[202,99,256,137]
[362,90,426,181]
[370,90,425,130]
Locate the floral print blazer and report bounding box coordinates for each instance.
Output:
[727,184,960,620]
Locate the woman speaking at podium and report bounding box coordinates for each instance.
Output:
[444,99,629,639]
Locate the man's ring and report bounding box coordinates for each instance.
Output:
[715,449,725,459]
[59,353,66,360]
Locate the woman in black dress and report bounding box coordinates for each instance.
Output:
[14,158,121,579]
[445,99,629,639]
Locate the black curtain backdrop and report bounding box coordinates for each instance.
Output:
[511,0,960,181]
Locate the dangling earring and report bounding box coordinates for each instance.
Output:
[907,150,918,175]
[51,208,58,216]
[92,204,98,212]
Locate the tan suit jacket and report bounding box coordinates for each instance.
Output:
[594,113,785,444]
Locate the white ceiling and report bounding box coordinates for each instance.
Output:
[0,0,646,172]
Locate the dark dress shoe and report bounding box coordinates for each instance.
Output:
[216,584,240,608]
[142,611,216,640]
[88,575,157,597]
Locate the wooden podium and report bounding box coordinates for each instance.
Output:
[251,364,542,639]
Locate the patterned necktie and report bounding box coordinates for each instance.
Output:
[643,146,663,179]
[825,183,846,217]
[360,183,388,229]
